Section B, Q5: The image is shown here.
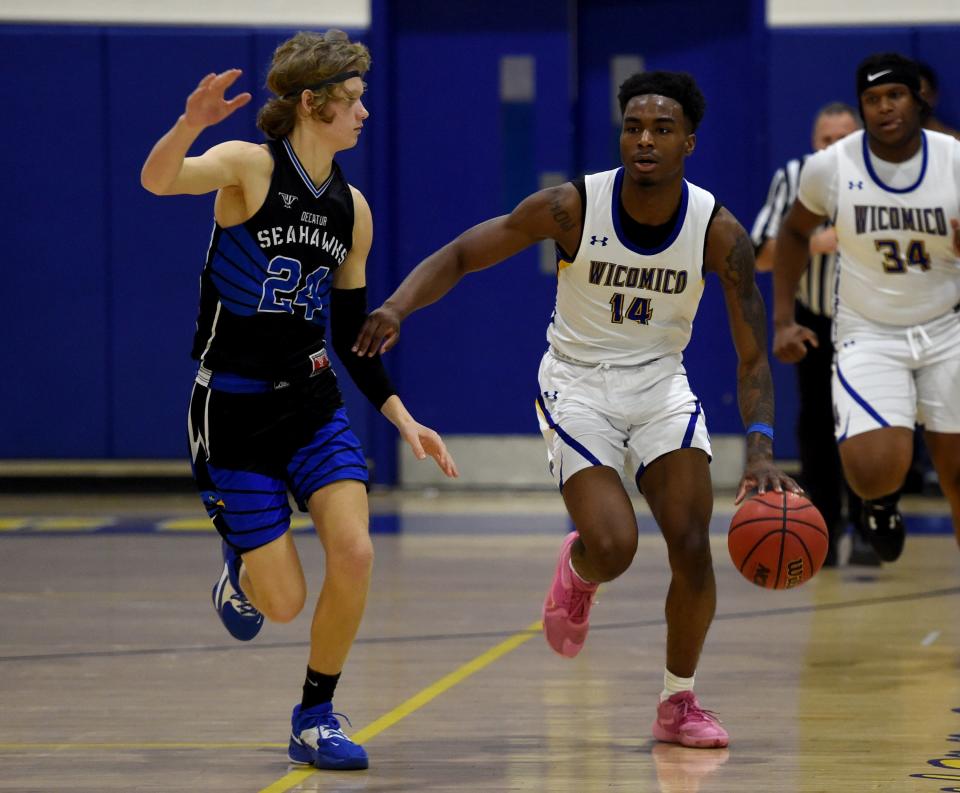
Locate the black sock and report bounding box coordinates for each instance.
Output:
[301,667,341,711]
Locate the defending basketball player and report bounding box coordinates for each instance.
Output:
[772,52,960,560]
[140,31,458,770]
[353,71,800,748]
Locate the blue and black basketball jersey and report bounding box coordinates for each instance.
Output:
[192,137,354,383]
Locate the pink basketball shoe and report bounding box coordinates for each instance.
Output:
[542,531,598,658]
[652,691,729,748]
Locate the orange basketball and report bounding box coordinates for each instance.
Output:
[728,491,828,589]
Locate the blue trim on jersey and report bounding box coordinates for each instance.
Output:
[634,462,646,492]
[209,228,274,315]
[681,399,702,448]
[862,131,927,194]
[282,138,336,199]
[204,370,273,394]
[209,269,260,314]
[536,394,603,467]
[611,169,689,255]
[836,363,889,428]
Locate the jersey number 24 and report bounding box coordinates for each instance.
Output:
[259,256,330,322]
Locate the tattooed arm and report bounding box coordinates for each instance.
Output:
[353,183,582,355]
[705,208,801,503]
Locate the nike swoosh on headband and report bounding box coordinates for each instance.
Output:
[867,69,893,82]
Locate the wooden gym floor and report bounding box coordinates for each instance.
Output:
[0,490,957,792]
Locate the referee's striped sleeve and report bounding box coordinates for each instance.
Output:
[750,166,788,248]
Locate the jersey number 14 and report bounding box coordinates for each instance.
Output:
[609,292,653,325]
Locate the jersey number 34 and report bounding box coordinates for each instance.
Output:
[874,239,931,273]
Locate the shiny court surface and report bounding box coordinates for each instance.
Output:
[0,490,958,793]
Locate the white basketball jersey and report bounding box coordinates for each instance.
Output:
[834,130,960,326]
[546,168,714,365]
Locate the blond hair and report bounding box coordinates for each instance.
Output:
[257,29,370,139]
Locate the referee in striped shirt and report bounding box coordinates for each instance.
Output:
[751,102,879,567]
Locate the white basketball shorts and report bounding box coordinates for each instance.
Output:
[832,306,960,440]
[535,349,712,490]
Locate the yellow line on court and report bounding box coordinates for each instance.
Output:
[159,517,312,532]
[258,619,542,793]
[34,518,113,531]
[158,519,217,531]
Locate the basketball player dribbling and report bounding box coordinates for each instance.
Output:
[140,30,458,770]
[773,52,960,560]
[353,71,800,748]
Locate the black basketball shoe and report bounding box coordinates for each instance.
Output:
[861,496,905,562]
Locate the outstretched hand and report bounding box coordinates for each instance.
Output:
[397,420,459,479]
[184,69,252,130]
[735,459,802,505]
[772,321,818,364]
[353,305,401,357]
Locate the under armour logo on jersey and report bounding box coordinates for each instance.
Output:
[543,390,558,400]
[279,192,298,208]
[590,235,608,246]
[848,180,863,190]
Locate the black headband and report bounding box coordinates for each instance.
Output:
[282,70,361,100]
[857,62,921,96]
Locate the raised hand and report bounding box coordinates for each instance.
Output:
[183,69,252,130]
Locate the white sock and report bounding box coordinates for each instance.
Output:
[568,558,594,586]
[660,668,695,702]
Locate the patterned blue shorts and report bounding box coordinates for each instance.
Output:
[188,370,368,552]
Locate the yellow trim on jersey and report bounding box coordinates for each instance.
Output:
[557,259,574,272]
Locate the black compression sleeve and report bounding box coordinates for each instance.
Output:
[331,287,397,410]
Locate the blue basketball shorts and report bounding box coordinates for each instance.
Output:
[187,368,369,552]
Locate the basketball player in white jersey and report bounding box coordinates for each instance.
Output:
[773,52,960,561]
[354,71,799,748]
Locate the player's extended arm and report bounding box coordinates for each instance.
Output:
[352,183,582,356]
[771,201,827,363]
[332,189,458,478]
[140,70,254,196]
[705,209,801,503]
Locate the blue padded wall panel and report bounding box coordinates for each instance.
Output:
[912,29,960,133]
[106,28,258,457]
[388,2,572,434]
[765,28,914,176]
[0,27,109,457]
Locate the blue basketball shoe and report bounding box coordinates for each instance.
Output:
[211,540,263,641]
[288,703,369,770]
